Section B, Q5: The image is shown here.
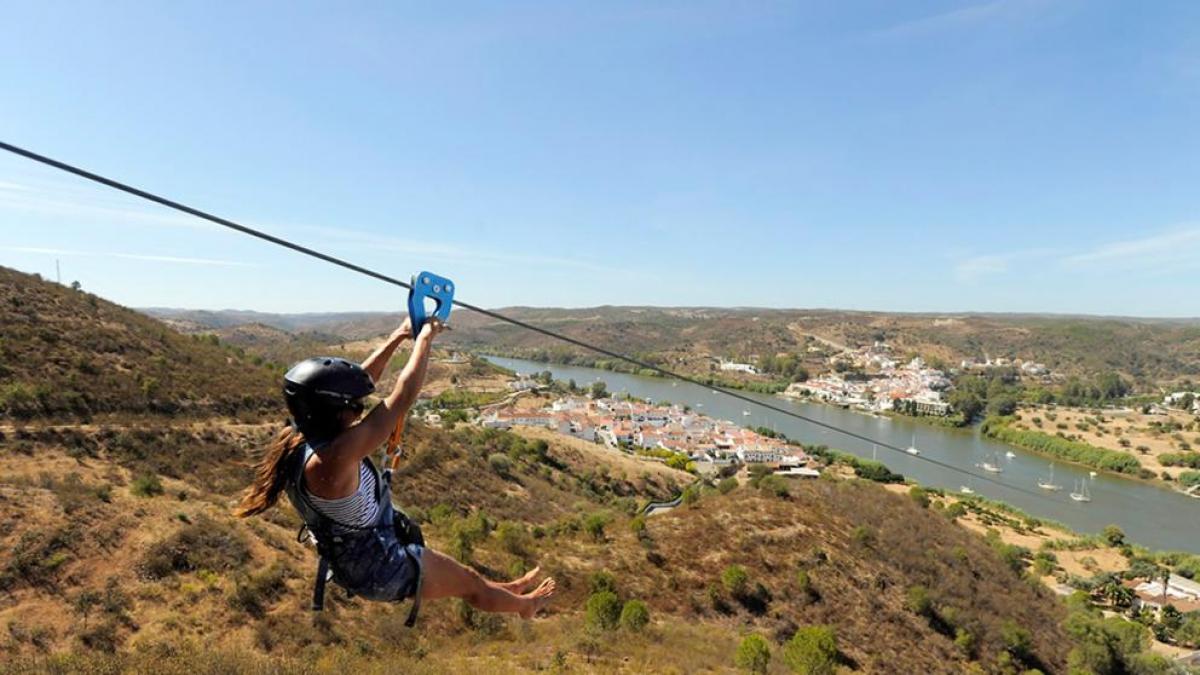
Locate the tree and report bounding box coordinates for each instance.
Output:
[986,394,1018,417]
[1178,393,1196,411]
[585,591,621,631]
[590,381,608,399]
[782,625,838,675]
[948,390,984,421]
[1102,524,1126,547]
[735,634,771,673]
[70,280,82,291]
[619,599,650,632]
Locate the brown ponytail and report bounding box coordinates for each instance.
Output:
[234,426,306,518]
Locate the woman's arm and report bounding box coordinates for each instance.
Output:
[329,319,443,465]
[361,318,413,383]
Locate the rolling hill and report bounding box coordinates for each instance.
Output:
[0,267,278,420]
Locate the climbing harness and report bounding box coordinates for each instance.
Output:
[289,442,426,625]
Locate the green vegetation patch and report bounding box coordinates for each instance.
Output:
[981,416,1141,474]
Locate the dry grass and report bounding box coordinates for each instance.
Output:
[1011,406,1200,483]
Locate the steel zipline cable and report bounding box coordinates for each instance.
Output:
[1,139,1053,499]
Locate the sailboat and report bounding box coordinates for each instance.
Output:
[1037,464,1063,491]
[979,452,1003,473]
[742,410,751,416]
[905,433,920,456]
[960,485,975,495]
[1005,451,1016,459]
[1070,479,1092,503]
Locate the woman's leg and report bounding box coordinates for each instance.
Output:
[419,548,555,618]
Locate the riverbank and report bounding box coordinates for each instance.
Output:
[794,391,1193,493]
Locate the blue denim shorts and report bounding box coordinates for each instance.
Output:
[328,531,423,602]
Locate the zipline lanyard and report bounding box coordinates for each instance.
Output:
[0,139,1054,500]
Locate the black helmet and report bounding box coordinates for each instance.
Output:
[283,357,375,442]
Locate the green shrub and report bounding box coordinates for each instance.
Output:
[851,525,874,547]
[852,459,904,483]
[584,512,608,542]
[757,475,790,498]
[1102,524,1125,547]
[619,599,650,632]
[1180,471,1200,489]
[908,486,930,508]
[954,628,976,657]
[718,477,738,494]
[1000,620,1033,661]
[796,569,812,596]
[782,625,838,674]
[905,585,933,617]
[585,591,621,631]
[228,563,290,618]
[588,570,617,595]
[130,473,164,497]
[735,634,771,673]
[496,521,530,557]
[630,515,647,536]
[722,565,749,597]
[487,453,513,476]
[1161,453,1200,469]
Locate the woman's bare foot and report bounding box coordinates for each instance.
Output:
[518,577,556,619]
[499,566,541,594]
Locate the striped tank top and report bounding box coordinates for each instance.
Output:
[303,460,380,529]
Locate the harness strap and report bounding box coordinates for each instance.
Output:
[405,549,424,627]
[312,556,330,611]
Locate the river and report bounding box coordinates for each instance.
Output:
[486,356,1200,554]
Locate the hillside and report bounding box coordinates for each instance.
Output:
[1,419,1077,673]
[0,267,278,420]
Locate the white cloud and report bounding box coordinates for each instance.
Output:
[954,253,1012,281]
[1,246,252,267]
[1063,227,1200,267]
[953,248,1052,282]
[0,179,218,231]
[0,177,629,277]
[872,0,1061,39]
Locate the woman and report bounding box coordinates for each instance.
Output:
[235,317,555,619]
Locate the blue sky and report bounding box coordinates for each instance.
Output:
[1,1,1197,316]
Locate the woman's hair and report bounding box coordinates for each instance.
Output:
[234,425,307,518]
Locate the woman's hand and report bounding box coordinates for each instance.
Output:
[417,317,447,342]
[391,317,414,342]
